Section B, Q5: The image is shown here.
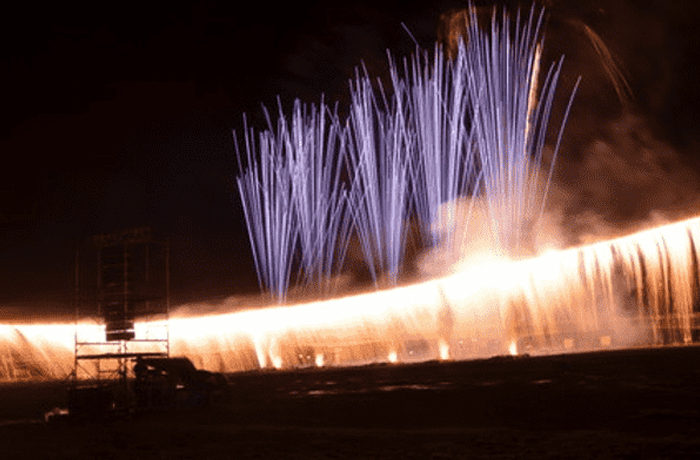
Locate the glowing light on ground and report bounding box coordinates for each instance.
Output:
[509,341,518,356]
[438,340,451,360]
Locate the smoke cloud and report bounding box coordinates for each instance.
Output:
[552,114,700,244]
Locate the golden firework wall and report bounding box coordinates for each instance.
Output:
[2,215,700,381]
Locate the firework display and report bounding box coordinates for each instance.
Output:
[2,213,700,379]
[236,6,577,297]
[1,6,698,382]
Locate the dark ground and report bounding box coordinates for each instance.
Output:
[1,346,699,459]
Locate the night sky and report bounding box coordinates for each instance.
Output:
[3,0,700,319]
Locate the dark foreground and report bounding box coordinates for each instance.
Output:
[1,346,699,459]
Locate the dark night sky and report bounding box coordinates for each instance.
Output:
[3,0,700,319]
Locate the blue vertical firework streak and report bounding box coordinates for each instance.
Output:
[235,4,577,300]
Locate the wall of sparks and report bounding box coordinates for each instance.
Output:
[2,214,700,380]
[1,7,699,381]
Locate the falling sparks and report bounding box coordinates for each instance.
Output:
[150,215,700,370]
[2,214,700,381]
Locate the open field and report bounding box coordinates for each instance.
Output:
[1,346,699,459]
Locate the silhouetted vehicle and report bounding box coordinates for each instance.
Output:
[66,356,227,420]
[133,357,227,409]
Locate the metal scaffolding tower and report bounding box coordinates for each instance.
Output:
[73,228,170,384]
